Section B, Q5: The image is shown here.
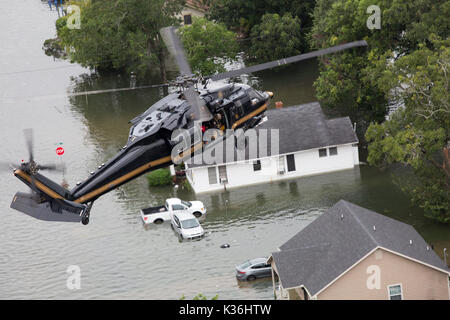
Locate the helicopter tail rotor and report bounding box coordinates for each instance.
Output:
[8,129,90,224]
[3,129,66,194]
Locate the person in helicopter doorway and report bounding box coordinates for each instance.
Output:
[213,113,225,131]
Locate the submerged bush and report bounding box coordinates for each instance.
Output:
[147,168,172,187]
[182,179,192,192]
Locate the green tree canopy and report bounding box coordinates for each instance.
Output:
[179,17,239,76]
[312,0,450,223]
[310,0,450,121]
[207,0,315,35]
[248,13,305,63]
[55,0,184,81]
[365,37,449,223]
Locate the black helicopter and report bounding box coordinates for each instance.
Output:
[5,26,367,225]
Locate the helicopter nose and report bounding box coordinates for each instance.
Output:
[266,91,274,98]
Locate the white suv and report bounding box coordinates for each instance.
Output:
[171,211,204,240]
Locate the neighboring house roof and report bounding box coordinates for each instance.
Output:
[187,102,358,168]
[185,0,209,12]
[271,200,450,297]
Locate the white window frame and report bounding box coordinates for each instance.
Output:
[208,166,218,185]
[387,283,403,300]
[253,160,262,172]
[218,165,228,183]
[277,156,286,174]
[318,148,327,158]
[329,146,338,156]
[286,154,296,172]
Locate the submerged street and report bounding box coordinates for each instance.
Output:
[0,1,449,299]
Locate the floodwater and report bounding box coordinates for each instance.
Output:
[0,1,448,300]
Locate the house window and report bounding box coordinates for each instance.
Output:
[183,14,192,25]
[253,160,261,171]
[286,154,296,172]
[329,147,338,156]
[218,165,228,183]
[319,148,327,157]
[388,284,403,300]
[277,156,285,174]
[208,167,217,185]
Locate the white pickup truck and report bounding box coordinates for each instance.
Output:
[140,198,206,225]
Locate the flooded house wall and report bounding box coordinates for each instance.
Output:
[188,143,359,193]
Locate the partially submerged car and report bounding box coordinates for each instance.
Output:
[171,211,205,240]
[140,198,206,225]
[235,258,272,281]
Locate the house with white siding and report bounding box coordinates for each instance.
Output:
[185,102,360,194]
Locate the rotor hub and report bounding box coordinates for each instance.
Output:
[27,160,39,175]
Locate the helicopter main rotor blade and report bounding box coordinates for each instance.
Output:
[3,83,171,104]
[160,26,212,122]
[160,26,192,76]
[69,83,170,97]
[210,40,368,81]
[184,86,214,122]
[23,128,34,163]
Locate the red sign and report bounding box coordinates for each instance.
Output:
[56,147,65,156]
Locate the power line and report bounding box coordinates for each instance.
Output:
[2,83,169,103]
[0,64,83,76]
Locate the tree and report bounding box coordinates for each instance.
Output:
[312,1,450,222]
[179,17,239,76]
[207,0,315,36]
[54,0,184,81]
[180,293,219,300]
[310,0,450,122]
[365,37,449,223]
[248,13,305,63]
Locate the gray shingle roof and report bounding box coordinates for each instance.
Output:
[186,102,358,168]
[259,102,357,155]
[271,200,450,296]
